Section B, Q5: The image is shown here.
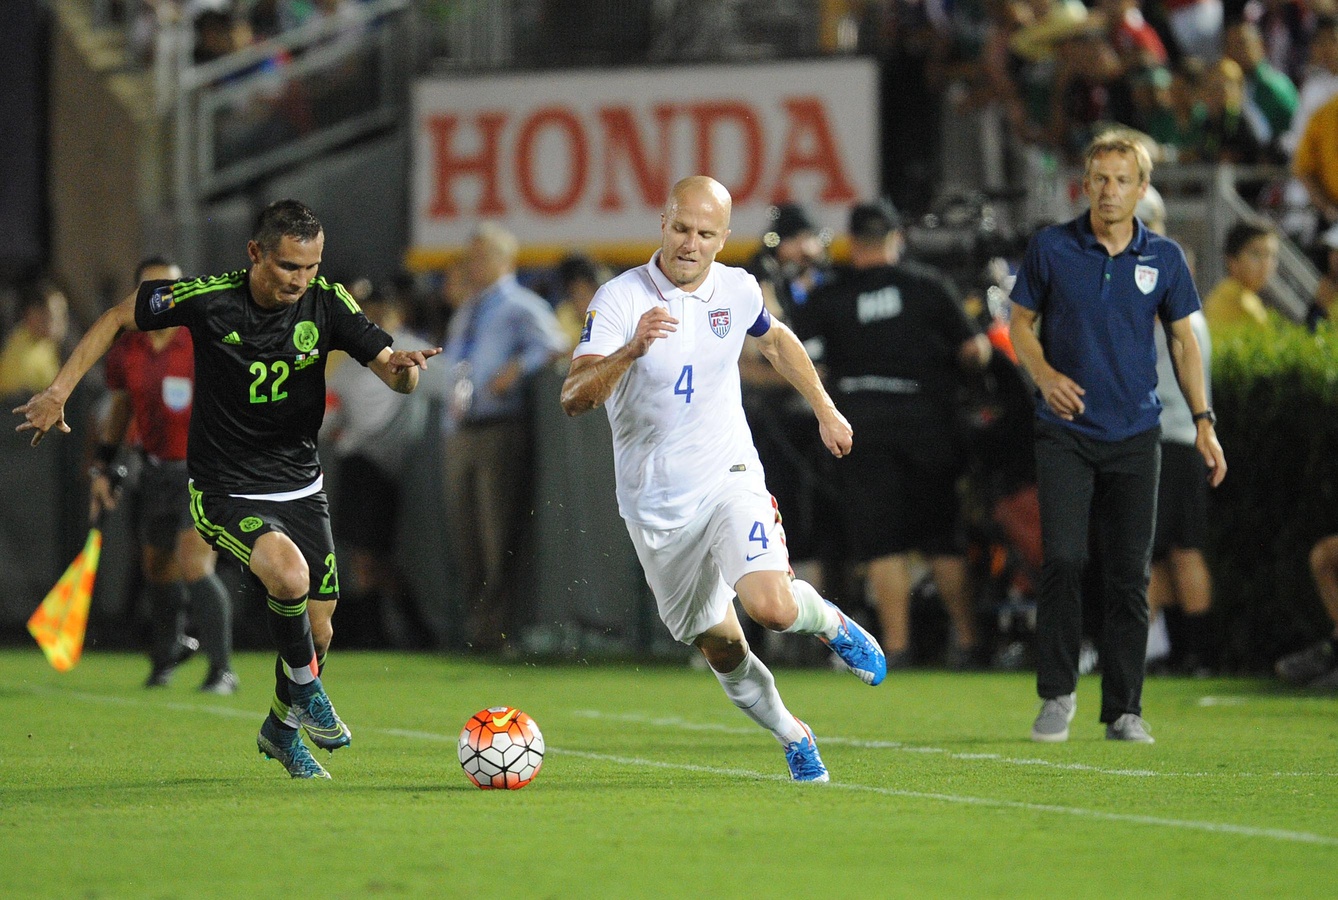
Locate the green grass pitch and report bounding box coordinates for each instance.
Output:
[2,648,1336,898]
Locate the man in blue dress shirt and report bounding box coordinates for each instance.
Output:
[442,221,565,650]
[1009,132,1227,743]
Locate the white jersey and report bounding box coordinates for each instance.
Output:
[574,252,771,529]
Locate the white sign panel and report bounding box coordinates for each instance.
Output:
[410,59,879,266]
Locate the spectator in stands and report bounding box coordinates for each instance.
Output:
[552,253,610,353]
[1162,0,1224,63]
[441,222,566,651]
[1279,16,1338,158]
[1275,534,1338,689]
[322,287,433,647]
[793,199,992,669]
[1101,0,1171,89]
[1137,188,1216,676]
[0,279,70,397]
[1223,18,1299,152]
[1197,57,1271,163]
[1202,219,1281,333]
[1291,86,1338,228]
[1253,0,1315,86]
[1141,59,1209,158]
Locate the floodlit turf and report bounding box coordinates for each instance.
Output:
[2,648,1336,898]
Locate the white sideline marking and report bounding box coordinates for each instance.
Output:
[20,686,1338,845]
[554,748,1338,847]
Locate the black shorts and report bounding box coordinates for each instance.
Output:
[189,483,340,601]
[135,458,193,550]
[1152,441,1209,559]
[839,441,965,560]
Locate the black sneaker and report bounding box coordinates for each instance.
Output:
[1275,640,1336,686]
[200,668,240,695]
[144,636,200,687]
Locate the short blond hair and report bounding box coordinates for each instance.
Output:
[1084,131,1154,185]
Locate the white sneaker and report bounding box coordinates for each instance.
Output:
[1030,692,1076,742]
[1105,713,1154,743]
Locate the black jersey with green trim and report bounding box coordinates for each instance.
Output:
[134,271,392,494]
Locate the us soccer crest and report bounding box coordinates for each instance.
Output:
[709,308,731,338]
[1134,264,1159,295]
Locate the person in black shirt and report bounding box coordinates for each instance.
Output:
[794,199,992,669]
[16,200,441,779]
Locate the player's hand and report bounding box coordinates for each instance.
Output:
[1036,370,1086,421]
[628,306,678,358]
[13,388,71,447]
[1197,424,1227,488]
[386,347,442,374]
[89,472,119,521]
[818,408,853,459]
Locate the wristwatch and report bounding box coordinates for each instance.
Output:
[1192,409,1216,426]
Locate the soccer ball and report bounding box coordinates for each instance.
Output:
[458,706,545,790]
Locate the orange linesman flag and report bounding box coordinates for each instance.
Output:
[27,527,103,672]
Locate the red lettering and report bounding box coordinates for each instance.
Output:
[516,107,588,216]
[426,113,507,219]
[685,102,763,204]
[771,98,859,204]
[598,105,673,212]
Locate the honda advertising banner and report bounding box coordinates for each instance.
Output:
[409,58,880,268]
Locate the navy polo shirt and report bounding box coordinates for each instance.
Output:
[1012,213,1201,441]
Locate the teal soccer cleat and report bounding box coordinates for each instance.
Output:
[257,716,330,779]
[289,677,352,752]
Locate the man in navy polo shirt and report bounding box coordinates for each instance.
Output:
[1009,131,1227,744]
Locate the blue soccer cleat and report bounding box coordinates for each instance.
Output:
[289,677,352,752]
[257,716,330,779]
[784,719,830,783]
[820,601,887,686]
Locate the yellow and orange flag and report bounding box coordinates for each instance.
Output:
[27,527,102,672]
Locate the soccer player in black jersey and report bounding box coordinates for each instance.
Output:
[15,200,442,778]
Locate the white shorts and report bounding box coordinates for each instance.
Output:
[626,482,790,644]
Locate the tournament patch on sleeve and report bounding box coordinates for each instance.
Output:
[580,309,596,344]
[147,285,176,315]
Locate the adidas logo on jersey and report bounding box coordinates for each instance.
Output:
[222,331,241,345]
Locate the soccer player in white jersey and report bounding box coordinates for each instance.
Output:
[561,175,887,782]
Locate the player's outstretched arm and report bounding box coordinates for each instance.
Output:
[752,319,852,458]
[13,295,138,447]
[369,346,443,394]
[560,306,677,416]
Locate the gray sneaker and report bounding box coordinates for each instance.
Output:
[1030,692,1076,742]
[1275,640,1336,685]
[1105,713,1155,743]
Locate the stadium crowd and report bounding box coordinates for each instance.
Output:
[5,0,1338,692]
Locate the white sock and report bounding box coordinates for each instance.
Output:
[714,652,807,746]
[784,579,840,641]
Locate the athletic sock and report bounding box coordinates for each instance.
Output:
[713,651,808,746]
[783,579,840,641]
[265,593,317,682]
[187,574,232,671]
[147,582,189,665]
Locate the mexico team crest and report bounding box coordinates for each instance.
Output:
[709,308,731,338]
[1134,264,1159,295]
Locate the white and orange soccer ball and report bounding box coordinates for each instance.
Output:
[458,706,545,790]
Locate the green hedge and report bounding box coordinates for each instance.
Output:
[1209,319,1338,672]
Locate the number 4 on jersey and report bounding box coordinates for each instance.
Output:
[674,364,694,403]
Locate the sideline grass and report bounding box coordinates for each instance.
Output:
[2,648,1336,898]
